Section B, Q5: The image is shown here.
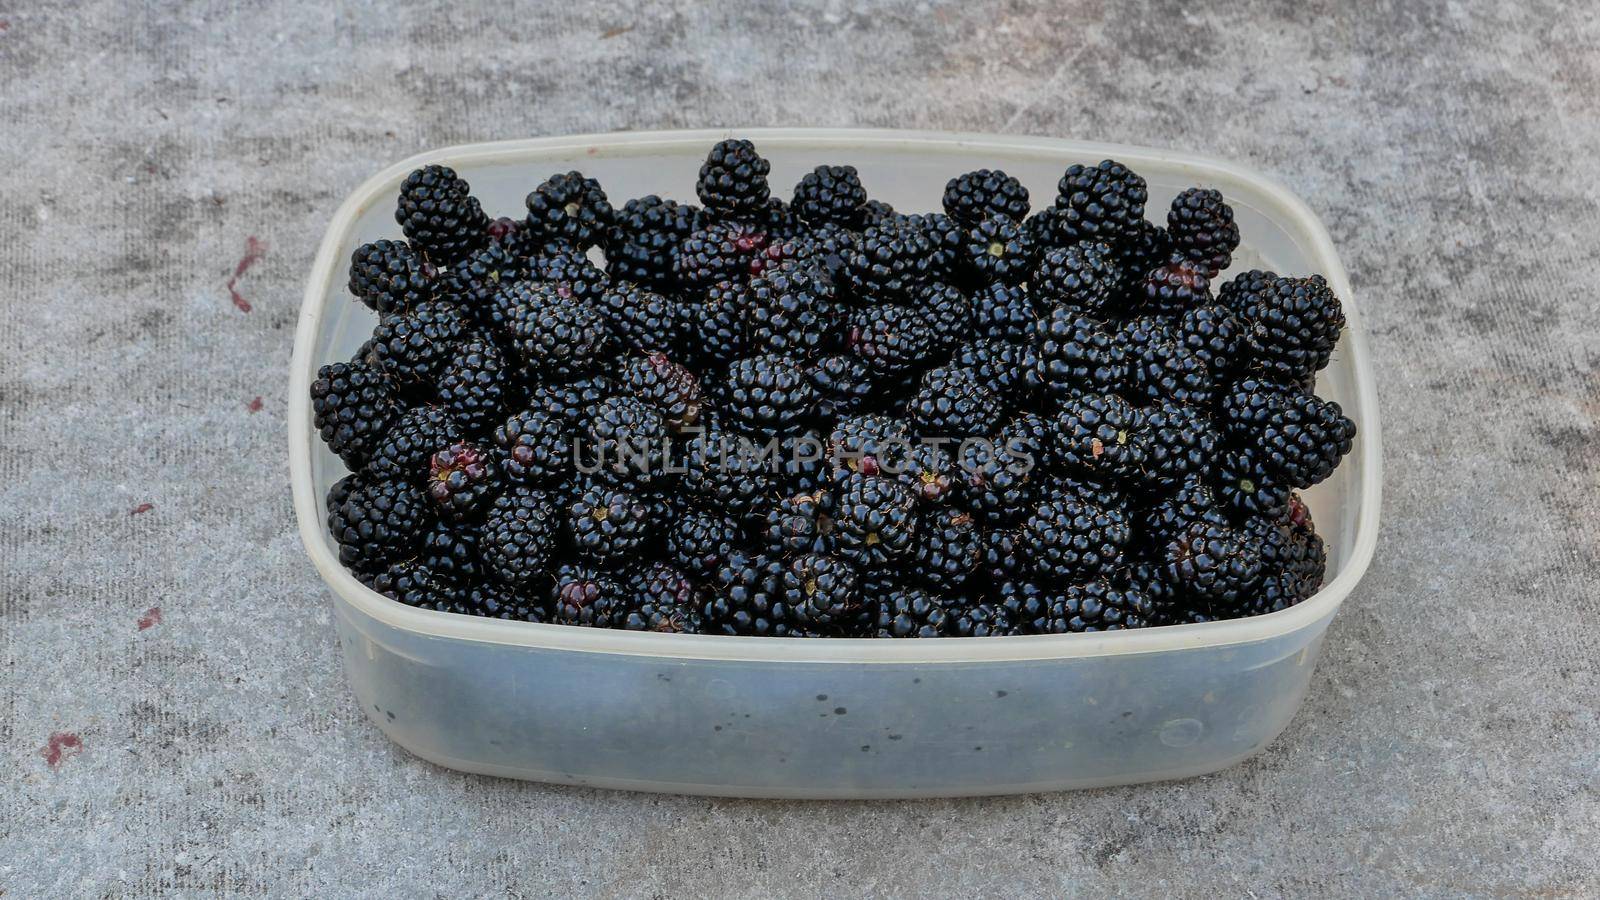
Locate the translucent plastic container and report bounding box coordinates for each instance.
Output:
[288,129,1382,798]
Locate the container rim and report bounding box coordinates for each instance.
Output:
[288,127,1383,664]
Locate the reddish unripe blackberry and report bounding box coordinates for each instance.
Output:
[427,441,499,521]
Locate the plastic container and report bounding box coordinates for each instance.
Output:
[288,129,1382,798]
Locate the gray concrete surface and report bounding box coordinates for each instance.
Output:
[3,0,1597,896]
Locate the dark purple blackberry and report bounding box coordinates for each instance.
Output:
[370,300,466,389]
[463,581,549,622]
[596,281,685,356]
[834,473,918,566]
[1031,240,1122,313]
[619,352,703,433]
[1053,159,1148,245]
[674,220,770,289]
[997,581,1049,631]
[1022,493,1132,582]
[681,428,784,522]
[439,244,528,331]
[1167,187,1239,275]
[847,304,937,375]
[912,508,982,592]
[480,486,556,586]
[395,164,489,265]
[969,281,1037,343]
[326,472,366,516]
[525,375,616,427]
[492,407,571,486]
[807,353,877,418]
[1139,400,1220,491]
[705,552,799,636]
[348,239,437,314]
[915,282,972,352]
[1023,206,1067,251]
[1163,519,1264,604]
[486,216,523,249]
[604,195,702,288]
[978,527,1027,584]
[943,169,1031,225]
[1123,558,1191,626]
[666,508,746,579]
[435,335,513,437]
[372,560,459,611]
[952,338,1043,403]
[421,520,482,581]
[680,279,749,368]
[907,365,1004,439]
[1221,378,1356,488]
[583,395,670,486]
[1037,309,1131,399]
[782,553,861,627]
[792,165,868,228]
[427,441,499,521]
[1236,495,1328,614]
[619,562,705,633]
[528,244,611,303]
[1219,272,1346,382]
[1035,579,1153,633]
[1177,302,1245,372]
[958,427,1043,527]
[524,170,613,250]
[960,214,1037,285]
[327,478,433,574]
[310,361,398,467]
[723,354,816,436]
[950,602,1021,637]
[697,139,771,216]
[1139,254,1213,315]
[550,564,626,627]
[507,290,616,379]
[764,489,836,555]
[845,221,935,299]
[1212,445,1291,518]
[1052,392,1146,481]
[566,483,655,568]
[871,586,950,638]
[746,264,842,359]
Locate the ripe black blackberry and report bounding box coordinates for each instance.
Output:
[860,198,897,226]
[327,477,434,574]
[1163,519,1264,604]
[827,413,913,481]
[674,220,770,289]
[373,560,459,612]
[1221,378,1356,488]
[706,552,800,636]
[764,489,837,555]
[605,195,702,288]
[665,507,746,579]
[550,564,626,627]
[1031,240,1122,313]
[1139,400,1220,491]
[1053,159,1148,245]
[525,375,616,427]
[894,441,961,505]
[620,562,705,633]
[680,278,748,369]
[566,483,655,568]
[1177,302,1245,372]
[833,473,918,566]
[722,354,816,436]
[1122,319,1218,408]
[435,335,513,437]
[1142,477,1231,551]
[1139,254,1213,315]
[493,407,571,486]
[681,428,784,522]
[1212,445,1291,518]
[310,361,398,467]
[506,289,617,380]
[792,165,868,228]
[942,169,1030,225]
[619,352,703,433]
[1167,187,1239,275]
[746,264,842,359]
[915,282,973,353]
[902,212,964,280]
[524,170,614,250]
[439,244,527,331]
[952,337,1042,403]
[775,430,831,496]
[427,441,499,522]
[969,281,1037,343]
[421,520,482,581]
[528,244,611,303]
[912,508,982,592]
[907,365,1004,439]
[782,553,861,627]
[480,486,556,586]
[1052,392,1146,481]
[807,353,877,418]
[958,427,1043,527]
[1118,220,1175,284]
[978,526,1027,584]
[996,580,1048,631]
[1037,309,1131,399]
[871,586,950,638]
[1022,493,1132,582]
[597,282,686,356]
[847,304,937,375]
[1219,271,1346,383]
[584,395,670,486]
[395,164,489,265]
[846,220,936,299]
[1035,579,1153,633]
[348,239,437,314]
[463,582,549,622]
[370,300,466,389]
[951,603,1022,637]
[697,138,772,216]
[1045,471,1129,513]
[960,214,1037,285]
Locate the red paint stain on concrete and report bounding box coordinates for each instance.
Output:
[40,732,83,768]
[130,503,154,516]
[137,606,163,630]
[225,236,267,313]
[247,396,263,412]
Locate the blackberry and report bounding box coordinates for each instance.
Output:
[908,365,1004,439]
[1167,187,1239,275]
[846,221,935,299]
[326,472,367,517]
[1122,319,1218,407]
[528,244,611,303]
[746,264,842,359]
[349,239,436,314]
[395,164,489,265]
[871,586,950,638]
[1022,493,1132,582]
[485,216,523,249]
[681,428,784,522]
[958,427,1042,527]
[1142,477,1231,551]
[524,170,613,250]
[1212,446,1291,518]
[902,212,964,280]
[943,169,1030,225]
[894,441,961,504]
[834,473,918,566]
[1037,309,1131,399]
[370,300,466,389]
[566,483,655,568]
[764,489,836,555]
[977,527,1027,584]
[675,220,770,289]
[782,553,861,627]
[696,138,771,216]
[723,354,816,436]
[507,290,616,379]
[912,508,982,592]
[310,361,398,467]
[792,165,868,228]
[706,552,799,636]
[915,282,972,352]
[1023,206,1068,251]
[847,304,937,375]
[1119,220,1174,284]
[666,507,746,579]
[1052,392,1146,481]
[463,581,549,622]
[1163,519,1264,603]
[525,375,616,427]
[480,486,556,586]
[435,335,513,437]
[996,581,1049,631]
[1035,579,1153,633]
[827,413,913,481]
[860,199,897,227]
[1139,400,1220,491]
[1031,240,1122,313]
[583,395,670,486]
[372,560,459,611]
[807,353,877,418]
[492,407,571,486]
[952,338,1043,403]
[1219,272,1346,382]
[1053,159,1148,245]
[1045,472,1129,512]
[439,244,527,331]
[775,430,831,495]
[683,279,750,368]
[550,564,626,627]
[596,282,686,358]
[605,195,702,288]
[1139,254,1213,315]
[620,562,705,633]
[950,602,1021,637]
[1177,302,1245,372]
[1221,378,1356,488]
[969,281,1037,343]
[427,441,499,521]
[327,478,433,573]
[620,352,703,432]
[421,520,482,581]
[961,214,1037,285]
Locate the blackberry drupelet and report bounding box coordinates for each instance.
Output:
[620,562,705,633]
[395,164,489,265]
[782,553,861,627]
[961,214,1037,285]
[1163,519,1264,604]
[847,304,937,375]
[584,395,670,486]
[1035,579,1153,633]
[310,361,398,467]
[833,473,918,566]
[327,477,433,574]
[722,354,817,436]
[435,335,513,437]
[764,489,837,555]
[480,486,556,586]
[871,586,950,638]
[969,281,1037,343]
[666,508,747,579]
[427,441,499,521]
[349,239,436,314]
[792,165,868,228]
[1167,187,1240,275]
[912,508,982,592]
[1031,241,1122,313]
[524,170,614,250]
[1219,271,1346,383]
[566,483,655,568]
[620,352,703,432]
[697,138,772,216]
[1037,309,1131,399]
[605,195,702,288]
[1022,493,1132,582]
[942,169,1030,225]
[370,300,466,389]
[1221,378,1356,488]
[1053,159,1148,245]
[907,365,1004,438]
[1052,392,1146,481]
[550,564,626,627]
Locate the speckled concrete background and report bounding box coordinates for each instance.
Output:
[3,0,1597,896]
